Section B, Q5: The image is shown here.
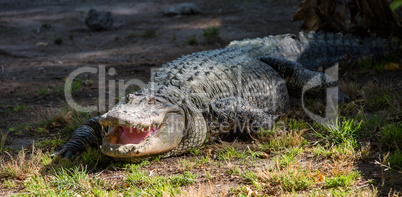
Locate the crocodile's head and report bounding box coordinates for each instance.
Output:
[98,94,185,161]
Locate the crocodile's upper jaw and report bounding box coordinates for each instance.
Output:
[98,94,185,158]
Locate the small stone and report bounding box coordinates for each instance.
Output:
[163,3,200,16]
[85,8,114,31]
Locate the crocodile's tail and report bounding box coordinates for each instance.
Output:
[292,31,399,71]
[228,31,399,72]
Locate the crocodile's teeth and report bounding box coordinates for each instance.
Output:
[148,126,151,131]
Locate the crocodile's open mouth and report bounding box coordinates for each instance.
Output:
[106,124,161,145]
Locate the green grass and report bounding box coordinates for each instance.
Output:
[42,22,52,29]
[0,120,7,128]
[227,166,241,175]
[4,179,17,188]
[34,138,63,150]
[36,86,50,96]
[202,27,221,43]
[358,57,384,73]
[203,27,219,36]
[0,27,13,33]
[142,29,156,38]
[71,79,83,94]
[7,123,31,135]
[196,155,214,165]
[125,163,197,196]
[379,122,402,151]
[257,128,307,152]
[385,150,402,170]
[20,122,31,132]
[241,169,263,190]
[81,148,112,169]
[188,147,201,155]
[313,117,362,149]
[13,102,27,112]
[54,37,63,45]
[325,171,360,188]
[216,145,259,164]
[54,83,65,94]
[36,127,46,134]
[217,146,248,160]
[186,34,197,45]
[310,140,356,160]
[178,159,196,171]
[362,81,399,110]
[263,165,315,192]
[24,167,108,196]
[64,78,84,95]
[274,147,303,169]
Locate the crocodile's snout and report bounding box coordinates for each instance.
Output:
[98,94,186,160]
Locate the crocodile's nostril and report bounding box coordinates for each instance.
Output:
[148,96,156,104]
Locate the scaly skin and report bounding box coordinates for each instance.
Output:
[54,31,396,162]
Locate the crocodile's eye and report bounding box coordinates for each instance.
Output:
[148,96,156,104]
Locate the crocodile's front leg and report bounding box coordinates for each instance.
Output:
[207,97,280,135]
[53,117,103,158]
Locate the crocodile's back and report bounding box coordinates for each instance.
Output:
[147,31,396,114]
[151,47,289,115]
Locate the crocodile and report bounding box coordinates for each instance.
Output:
[54,31,396,162]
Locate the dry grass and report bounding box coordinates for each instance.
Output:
[0,146,46,180]
[340,80,362,100]
[179,183,230,197]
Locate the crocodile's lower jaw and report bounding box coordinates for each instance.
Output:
[100,134,173,158]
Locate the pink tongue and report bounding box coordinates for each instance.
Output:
[118,126,150,144]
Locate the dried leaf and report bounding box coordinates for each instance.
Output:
[123,182,130,188]
[245,185,258,196]
[64,111,73,124]
[314,171,326,182]
[384,62,402,71]
[255,151,269,158]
